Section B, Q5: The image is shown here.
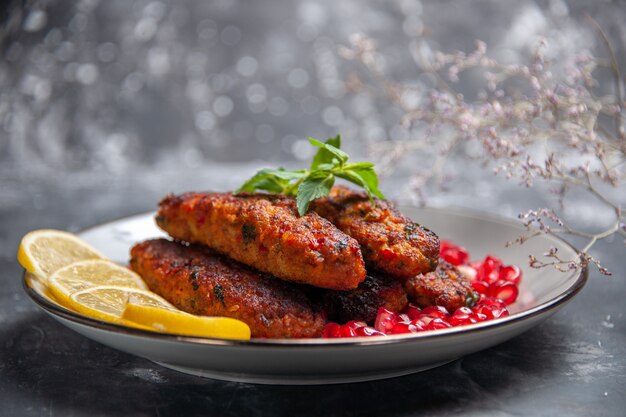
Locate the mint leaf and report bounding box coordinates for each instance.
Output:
[344,162,375,170]
[296,174,335,215]
[236,168,306,194]
[309,137,349,164]
[250,177,290,193]
[310,135,342,170]
[335,169,385,202]
[352,167,384,199]
[236,133,385,215]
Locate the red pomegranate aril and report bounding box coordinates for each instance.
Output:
[374,307,398,333]
[322,239,521,338]
[339,325,357,338]
[355,326,385,337]
[345,320,367,330]
[410,319,426,331]
[479,296,508,309]
[472,280,490,295]
[449,316,477,326]
[323,323,342,338]
[489,280,519,305]
[440,240,470,266]
[474,303,509,320]
[425,318,453,330]
[388,322,419,335]
[420,305,450,320]
[405,303,422,320]
[449,307,478,326]
[473,312,488,322]
[397,313,411,324]
[477,255,503,283]
[417,316,433,326]
[499,265,522,285]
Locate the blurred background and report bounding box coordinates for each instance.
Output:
[1,0,625,227]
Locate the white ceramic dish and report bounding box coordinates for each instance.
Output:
[23,208,586,384]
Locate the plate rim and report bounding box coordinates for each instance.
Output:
[22,207,588,348]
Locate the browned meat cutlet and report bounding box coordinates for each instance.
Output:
[316,273,408,324]
[404,261,479,312]
[156,192,366,290]
[311,186,439,279]
[130,239,326,338]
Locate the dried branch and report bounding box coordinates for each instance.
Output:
[340,32,625,275]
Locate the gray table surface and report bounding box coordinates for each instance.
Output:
[1,167,624,417]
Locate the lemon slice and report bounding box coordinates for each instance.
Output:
[48,259,148,307]
[25,273,61,304]
[68,285,175,324]
[122,303,251,340]
[18,229,104,281]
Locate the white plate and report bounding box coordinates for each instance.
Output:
[23,208,586,384]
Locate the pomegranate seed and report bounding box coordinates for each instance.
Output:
[425,318,452,330]
[473,312,488,322]
[449,307,478,326]
[417,316,433,326]
[499,265,522,285]
[374,307,398,333]
[323,323,342,338]
[345,320,367,330]
[440,240,470,265]
[410,319,426,331]
[388,322,419,334]
[472,280,490,295]
[320,240,522,338]
[420,305,450,320]
[339,325,357,338]
[474,303,509,320]
[479,297,508,309]
[405,303,422,320]
[489,280,519,305]
[477,255,503,283]
[397,313,411,324]
[355,326,385,337]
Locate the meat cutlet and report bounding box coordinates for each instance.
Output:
[130,239,326,338]
[156,192,366,290]
[317,273,408,324]
[404,261,479,312]
[311,186,440,278]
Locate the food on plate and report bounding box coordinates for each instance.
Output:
[67,285,175,329]
[18,229,104,281]
[130,238,326,338]
[19,136,522,340]
[156,191,366,290]
[317,273,408,324]
[403,261,479,312]
[18,230,252,339]
[122,303,251,340]
[311,186,440,278]
[48,259,148,306]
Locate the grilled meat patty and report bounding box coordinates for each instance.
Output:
[404,261,479,312]
[311,186,440,278]
[156,192,366,290]
[317,273,408,324]
[130,239,326,338]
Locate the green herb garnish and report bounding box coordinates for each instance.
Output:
[236,135,385,215]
